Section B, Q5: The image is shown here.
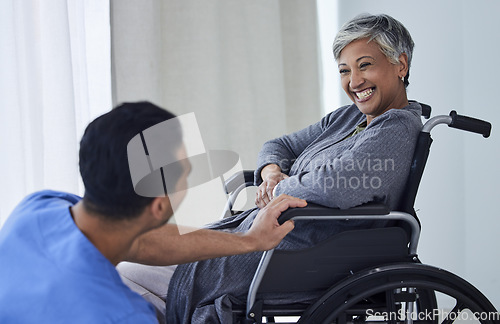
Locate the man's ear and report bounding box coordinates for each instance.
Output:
[149,196,174,222]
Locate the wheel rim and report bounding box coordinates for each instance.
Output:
[299,264,498,324]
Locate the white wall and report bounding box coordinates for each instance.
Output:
[462,0,500,307]
[316,0,341,112]
[328,0,500,306]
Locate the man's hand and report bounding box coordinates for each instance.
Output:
[256,164,289,208]
[245,194,306,251]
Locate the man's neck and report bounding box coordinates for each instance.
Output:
[69,201,140,266]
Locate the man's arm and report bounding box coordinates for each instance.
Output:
[125,194,306,266]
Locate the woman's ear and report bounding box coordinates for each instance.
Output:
[398,52,409,77]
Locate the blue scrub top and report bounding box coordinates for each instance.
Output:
[0,190,157,323]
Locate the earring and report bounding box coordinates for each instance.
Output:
[401,76,405,82]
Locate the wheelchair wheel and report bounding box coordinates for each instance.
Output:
[298,263,499,324]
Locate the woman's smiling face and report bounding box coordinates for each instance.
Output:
[338,38,409,124]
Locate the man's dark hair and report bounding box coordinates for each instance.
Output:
[79,101,179,220]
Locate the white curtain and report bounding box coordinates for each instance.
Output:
[111,0,322,169]
[0,0,112,227]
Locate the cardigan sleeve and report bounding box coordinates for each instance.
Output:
[254,109,347,185]
[273,110,421,209]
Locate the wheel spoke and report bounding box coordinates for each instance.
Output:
[385,289,398,324]
[440,301,465,324]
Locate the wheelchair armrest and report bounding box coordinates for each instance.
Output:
[276,202,420,255]
[277,202,390,225]
[224,170,255,194]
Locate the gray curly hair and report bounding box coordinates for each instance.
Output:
[333,14,415,87]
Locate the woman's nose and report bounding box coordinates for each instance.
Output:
[350,71,364,89]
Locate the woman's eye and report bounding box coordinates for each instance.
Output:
[359,62,371,69]
[339,69,350,75]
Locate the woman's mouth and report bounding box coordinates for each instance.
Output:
[355,88,375,102]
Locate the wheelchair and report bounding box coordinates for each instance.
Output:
[221,103,498,324]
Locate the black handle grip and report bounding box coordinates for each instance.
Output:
[409,100,432,119]
[420,103,432,119]
[448,111,491,138]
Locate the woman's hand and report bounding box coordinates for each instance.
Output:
[255,164,289,208]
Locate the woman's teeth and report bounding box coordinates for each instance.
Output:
[356,88,374,100]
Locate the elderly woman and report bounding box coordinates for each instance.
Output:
[128,13,422,323]
[255,14,416,211]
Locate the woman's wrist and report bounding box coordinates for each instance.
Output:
[261,164,282,181]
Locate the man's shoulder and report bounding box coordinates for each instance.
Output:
[20,190,81,208]
[1,190,80,233]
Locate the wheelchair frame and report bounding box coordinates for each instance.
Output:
[222,103,497,324]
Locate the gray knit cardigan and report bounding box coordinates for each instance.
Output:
[165,102,423,323]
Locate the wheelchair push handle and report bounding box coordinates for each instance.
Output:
[448,110,492,138]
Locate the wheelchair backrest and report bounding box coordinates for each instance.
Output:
[396,102,432,220]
